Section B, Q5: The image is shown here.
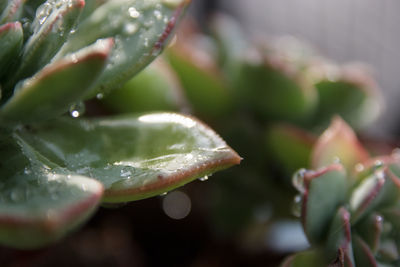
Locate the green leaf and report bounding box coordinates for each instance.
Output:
[166,37,233,118]
[349,169,387,224]
[56,0,190,97]
[297,164,347,244]
[281,250,326,267]
[0,132,103,249]
[209,13,248,84]
[10,0,85,84]
[352,234,378,267]
[0,38,113,124]
[15,112,241,203]
[311,116,369,172]
[266,123,314,178]
[312,64,382,130]
[237,60,316,122]
[0,22,23,81]
[356,213,383,254]
[0,0,26,25]
[101,57,188,113]
[325,207,355,265]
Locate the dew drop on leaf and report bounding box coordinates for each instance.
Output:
[198,175,208,182]
[292,194,302,217]
[154,10,162,20]
[69,101,85,118]
[128,7,140,18]
[292,168,306,193]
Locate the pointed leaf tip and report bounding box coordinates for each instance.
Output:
[311,116,369,171]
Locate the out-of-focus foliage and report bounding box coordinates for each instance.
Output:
[102,12,385,261]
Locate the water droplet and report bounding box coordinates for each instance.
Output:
[292,194,302,217]
[292,168,307,193]
[373,160,384,170]
[24,167,32,175]
[355,163,365,172]
[120,169,132,178]
[128,7,140,18]
[154,10,162,20]
[143,38,149,47]
[69,101,85,118]
[96,93,104,100]
[123,22,139,35]
[199,175,208,182]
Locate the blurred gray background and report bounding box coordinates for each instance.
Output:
[191,0,400,137]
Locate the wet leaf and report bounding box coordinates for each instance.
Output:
[0,132,103,249]
[15,112,241,203]
[0,0,26,25]
[56,0,191,98]
[10,0,85,84]
[0,38,113,124]
[0,22,23,81]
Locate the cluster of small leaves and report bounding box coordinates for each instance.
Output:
[0,0,240,249]
[283,118,400,267]
[106,14,382,237]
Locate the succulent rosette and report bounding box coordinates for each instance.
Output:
[283,117,400,266]
[0,0,240,248]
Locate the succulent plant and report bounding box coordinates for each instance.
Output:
[283,117,400,266]
[0,0,241,249]
[150,14,383,237]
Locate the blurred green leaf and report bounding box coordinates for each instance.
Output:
[300,164,347,244]
[281,250,326,267]
[167,44,233,118]
[266,124,314,178]
[325,207,355,265]
[352,234,377,267]
[102,58,187,113]
[311,117,369,172]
